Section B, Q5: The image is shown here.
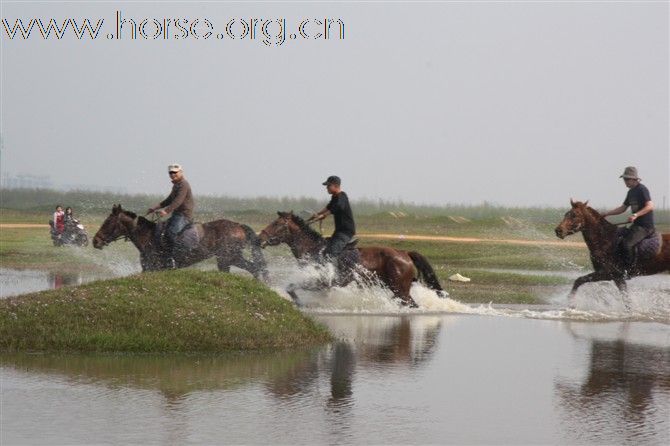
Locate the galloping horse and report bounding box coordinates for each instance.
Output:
[555,200,670,306]
[258,211,446,307]
[93,204,268,280]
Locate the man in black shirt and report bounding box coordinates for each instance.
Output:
[602,166,655,274]
[310,175,356,260]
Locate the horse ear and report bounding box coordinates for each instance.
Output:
[277,211,283,217]
[289,210,294,215]
[584,200,589,206]
[570,198,576,207]
[112,205,120,214]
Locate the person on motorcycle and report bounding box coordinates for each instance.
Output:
[64,207,77,229]
[52,205,65,236]
[147,163,194,268]
[602,166,655,276]
[309,175,356,262]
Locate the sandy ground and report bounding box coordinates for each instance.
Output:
[357,233,585,247]
[0,223,584,247]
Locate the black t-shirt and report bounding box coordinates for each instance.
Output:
[624,183,654,230]
[327,191,356,236]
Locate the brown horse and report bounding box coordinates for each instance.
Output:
[258,211,446,307]
[93,204,268,280]
[554,200,670,306]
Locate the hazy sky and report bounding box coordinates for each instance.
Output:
[2,1,668,208]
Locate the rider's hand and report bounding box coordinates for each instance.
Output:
[628,213,637,223]
[158,210,168,217]
[308,213,320,223]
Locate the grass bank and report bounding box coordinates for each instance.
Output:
[0,270,332,353]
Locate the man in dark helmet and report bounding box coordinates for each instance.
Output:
[602,166,655,276]
[309,175,356,261]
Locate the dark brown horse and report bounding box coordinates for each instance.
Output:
[258,211,446,307]
[93,204,268,280]
[554,200,670,306]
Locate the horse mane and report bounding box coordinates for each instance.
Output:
[584,205,614,228]
[289,214,323,242]
[119,209,155,228]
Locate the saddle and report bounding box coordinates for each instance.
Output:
[319,237,361,270]
[615,228,661,263]
[154,222,204,252]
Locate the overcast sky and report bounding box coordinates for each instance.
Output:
[1,1,668,208]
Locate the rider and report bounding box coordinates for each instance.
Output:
[602,166,655,275]
[147,163,194,268]
[309,175,356,262]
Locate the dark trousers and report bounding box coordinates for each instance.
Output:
[622,225,653,268]
[325,232,352,259]
[165,213,190,256]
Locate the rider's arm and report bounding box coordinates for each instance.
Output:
[314,208,331,220]
[163,183,188,214]
[602,205,627,217]
[633,200,654,219]
[158,187,177,209]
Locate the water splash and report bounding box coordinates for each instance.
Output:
[64,244,141,276]
[265,259,670,323]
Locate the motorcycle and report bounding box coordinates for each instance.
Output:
[49,219,89,247]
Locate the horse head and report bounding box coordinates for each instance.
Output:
[258,211,295,248]
[555,199,591,239]
[92,204,137,249]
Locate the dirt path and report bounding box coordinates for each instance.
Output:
[358,233,585,248]
[0,223,584,247]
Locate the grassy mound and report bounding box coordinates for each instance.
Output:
[0,270,332,352]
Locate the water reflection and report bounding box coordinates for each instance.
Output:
[0,268,96,298]
[0,352,315,398]
[556,322,670,443]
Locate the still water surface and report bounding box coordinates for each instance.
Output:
[2,314,669,445]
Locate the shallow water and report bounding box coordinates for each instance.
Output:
[1,265,669,444]
[2,315,668,445]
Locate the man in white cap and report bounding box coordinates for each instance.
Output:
[602,166,655,275]
[148,164,194,267]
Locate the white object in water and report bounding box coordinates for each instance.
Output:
[449,273,471,282]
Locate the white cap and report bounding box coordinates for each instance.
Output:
[168,164,183,173]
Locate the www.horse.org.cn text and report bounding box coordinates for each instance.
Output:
[1,11,346,46]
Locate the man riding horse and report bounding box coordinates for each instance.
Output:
[308,175,357,265]
[601,166,655,277]
[147,163,193,268]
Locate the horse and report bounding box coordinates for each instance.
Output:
[554,199,670,307]
[93,204,268,280]
[258,211,446,307]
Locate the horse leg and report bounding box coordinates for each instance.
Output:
[232,255,264,281]
[286,283,303,307]
[388,274,418,308]
[567,271,612,308]
[613,277,631,311]
[216,256,231,273]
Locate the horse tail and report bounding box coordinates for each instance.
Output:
[242,224,269,282]
[408,251,443,292]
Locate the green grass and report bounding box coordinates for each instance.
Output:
[0,270,332,353]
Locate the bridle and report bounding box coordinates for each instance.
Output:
[96,213,139,246]
[260,218,291,246]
